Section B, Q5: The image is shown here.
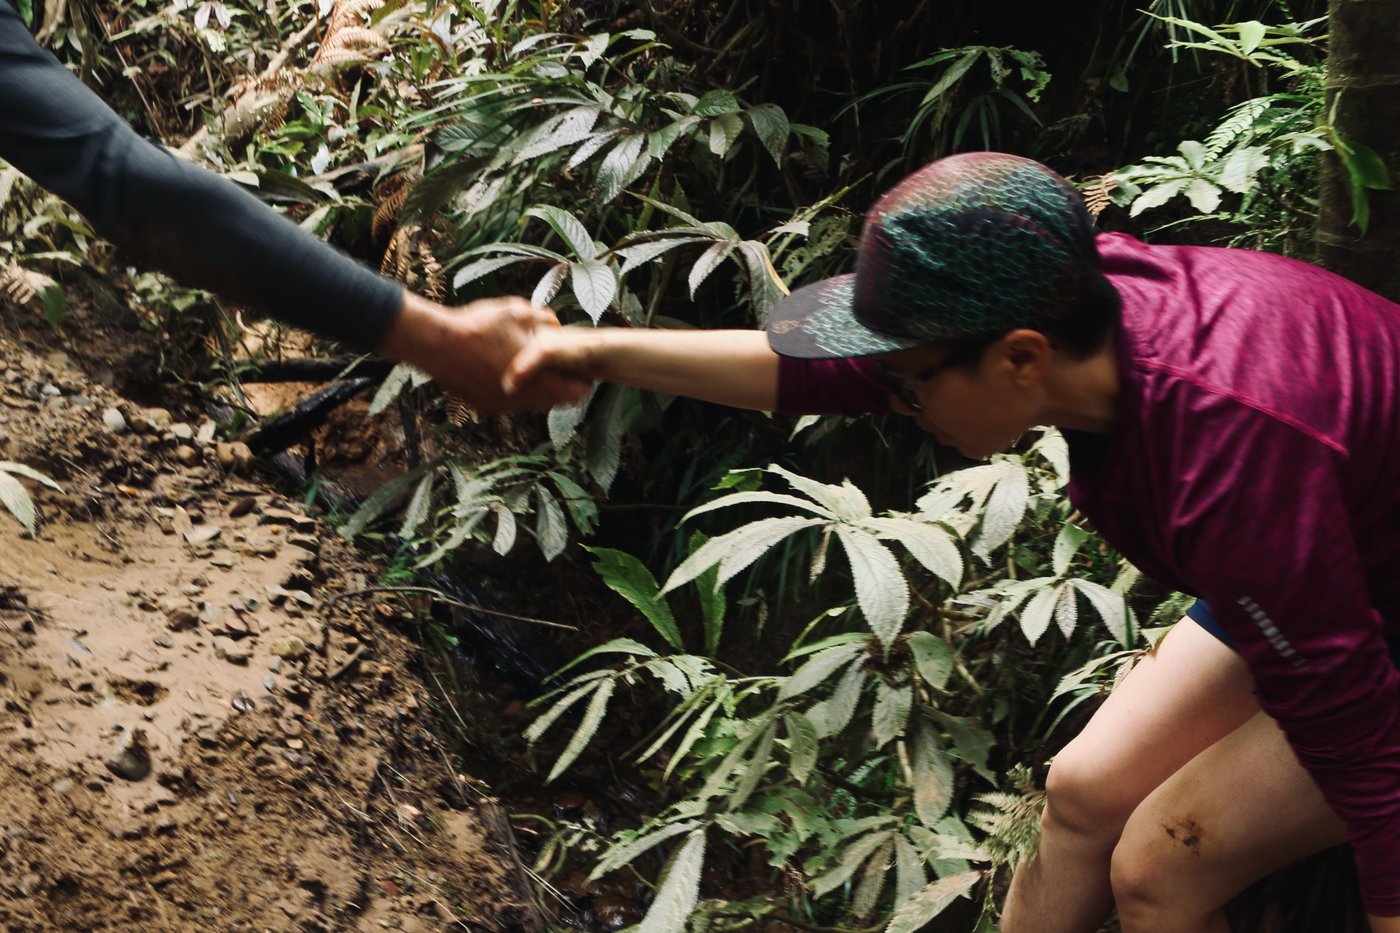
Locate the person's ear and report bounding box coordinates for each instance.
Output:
[999,329,1053,387]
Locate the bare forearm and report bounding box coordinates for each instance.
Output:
[582,328,779,411]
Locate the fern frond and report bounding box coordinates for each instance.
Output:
[1205,97,1271,157]
[320,26,387,56]
[327,0,384,34]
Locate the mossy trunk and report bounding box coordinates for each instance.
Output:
[1317,0,1400,300]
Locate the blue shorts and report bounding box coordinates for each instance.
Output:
[1188,600,1400,666]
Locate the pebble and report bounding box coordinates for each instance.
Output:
[101,407,127,434]
[40,383,60,397]
[269,637,308,660]
[182,525,222,547]
[169,423,194,442]
[172,445,199,466]
[213,636,251,665]
[211,555,236,569]
[153,633,174,648]
[105,730,151,782]
[228,496,258,518]
[259,508,315,530]
[165,608,198,631]
[195,420,217,447]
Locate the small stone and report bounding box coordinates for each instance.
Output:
[228,496,258,518]
[169,423,194,442]
[183,525,222,547]
[259,508,315,531]
[105,729,151,782]
[269,637,308,660]
[102,407,128,434]
[172,445,198,466]
[40,383,60,397]
[213,637,251,665]
[153,633,174,648]
[165,608,198,631]
[195,420,217,447]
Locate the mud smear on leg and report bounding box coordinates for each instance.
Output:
[1162,817,1204,854]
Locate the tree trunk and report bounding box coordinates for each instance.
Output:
[1317,0,1400,300]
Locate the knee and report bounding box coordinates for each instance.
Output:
[1109,819,1214,930]
[1042,742,1139,841]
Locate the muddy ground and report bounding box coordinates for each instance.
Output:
[0,308,556,931]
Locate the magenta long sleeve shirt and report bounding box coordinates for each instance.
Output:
[777,232,1400,914]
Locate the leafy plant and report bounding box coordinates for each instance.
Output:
[0,461,63,535]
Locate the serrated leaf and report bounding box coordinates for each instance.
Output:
[516,105,602,161]
[688,240,736,297]
[547,678,615,781]
[932,710,996,783]
[1072,578,1130,645]
[548,636,657,681]
[665,692,725,780]
[907,631,954,691]
[530,261,569,308]
[662,516,824,595]
[1018,584,1058,644]
[699,714,775,799]
[535,483,569,562]
[526,680,598,744]
[779,641,865,700]
[745,103,790,166]
[369,362,427,416]
[784,712,819,785]
[648,115,702,160]
[618,236,708,276]
[680,489,835,523]
[1218,145,1269,194]
[1051,523,1089,576]
[1129,178,1189,216]
[568,128,621,170]
[0,472,36,534]
[452,254,533,289]
[586,384,625,492]
[636,829,706,933]
[852,836,894,919]
[398,473,434,540]
[893,834,928,904]
[727,719,777,809]
[812,830,894,898]
[595,134,646,204]
[805,661,866,737]
[0,462,62,491]
[1055,583,1079,637]
[872,682,913,747]
[548,383,597,449]
[571,258,617,322]
[911,720,954,826]
[693,89,740,116]
[708,113,743,157]
[1183,177,1222,213]
[527,205,598,260]
[884,870,982,933]
[549,471,599,534]
[340,462,434,538]
[862,517,963,588]
[588,546,683,650]
[972,459,1028,559]
[490,503,517,555]
[591,820,702,880]
[835,526,909,647]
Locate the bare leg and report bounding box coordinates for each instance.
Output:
[1111,711,1348,932]
[1001,621,1260,933]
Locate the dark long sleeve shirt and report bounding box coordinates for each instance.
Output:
[777,231,1400,915]
[0,0,402,351]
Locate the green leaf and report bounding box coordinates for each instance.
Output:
[369,362,427,416]
[893,834,928,905]
[779,641,865,700]
[1055,583,1079,637]
[1051,523,1089,576]
[805,661,866,737]
[911,720,954,826]
[535,483,569,562]
[637,830,707,933]
[1183,177,1222,214]
[340,461,435,538]
[571,258,617,322]
[1129,178,1189,216]
[907,631,954,691]
[526,205,597,260]
[1218,146,1269,194]
[548,471,599,535]
[708,113,744,157]
[693,89,741,116]
[812,830,894,898]
[591,819,703,880]
[547,383,596,449]
[662,516,825,594]
[1236,20,1266,55]
[932,710,995,783]
[884,870,982,933]
[680,489,835,523]
[971,458,1029,559]
[547,678,615,781]
[784,712,819,785]
[862,517,963,588]
[588,547,684,650]
[835,526,909,648]
[398,473,434,540]
[872,682,913,747]
[852,836,894,919]
[920,48,982,107]
[648,115,702,160]
[490,503,517,555]
[595,134,646,204]
[526,680,601,744]
[690,531,726,654]
[1072,578,1131,645]
[700,714,777,798]
[745,103,790,166]
[548,636,657,681]
[0,472,37,534]
[516,105,602,161]
[727,719,777,810]
[1018,584,1058,644]
[688,240,736,297]
[0,462,62,491]
[453,254,534,289]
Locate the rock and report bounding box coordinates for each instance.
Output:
[165,607,198,631]
[130,407,172,434]
[101,407,127,433]
[153,633,174,649]
[105,730,151,782]
[213,636,251,665]
[269,637,308,660]
[172,445,199,466]
[228,495,258,518]
[182,525,222,547]
[40,383,60,397]
[169,423,194,442]
[194,420,216,447]
[259,508,315,531]
[211,555,236,569]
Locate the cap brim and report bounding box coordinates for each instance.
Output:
[766,275,925,359]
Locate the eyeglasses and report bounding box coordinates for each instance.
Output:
[880,360,951,413]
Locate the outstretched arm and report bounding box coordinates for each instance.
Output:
[505,327,780,411]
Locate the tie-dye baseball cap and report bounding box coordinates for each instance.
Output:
[766,152,1099,359]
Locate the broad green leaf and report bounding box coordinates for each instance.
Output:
[591,819,702,880]
[893,834,928,904]
[835,526,909,647]
[0,472,36,534]
[884,870,982,933]
[779,641,865,700]
[569,128,622,170]
[490,503,517,555]
[547,383,597,449]
[617,235,709,276]
[547,678,615,781]
[862,516,963,588]
[872,682,913,747]
[714,811,781,836]
[535,483,569,562]
[595,134,646,203]
[0,462,61,491]
[588,546,683,650]
[526,205,597,260]
[369,362,427,416]
[765,464,869,520]
[1051,523,1089,576]
[784,712,819,785]
[636,830,706,933]
[1055,583,1079,637]
[911,720,954,825]
[571,257,617,322]
[972,458,1029,560]
[680,490,835,523]
[452,254,533,289]
[1129,177,1189,216]
[516,105,602,161]
[648,115,702,160]
[932,710,995,783]
[811,830,894,898]
[907,631,954,691]
[398,473,434,540]
[662,516,824,594]
[708,113,743,157]
[1072,578,1130,645]
[1236,20,1266,55]
[1183,177,1222,214]
[529,261,569,308]
[805,661,866,737]
[586,384,626,492]
[852,836,894,919]
[745,103,790,166]
[1219,145,1269,194]
[548,471,599,534]
[340,461,435,538]
[694,89,741,116]
[920,48,982,106]
[699,714,776,799]
[1018,584,1058,644]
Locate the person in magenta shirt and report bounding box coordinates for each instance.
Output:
[505,152,1400,931]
